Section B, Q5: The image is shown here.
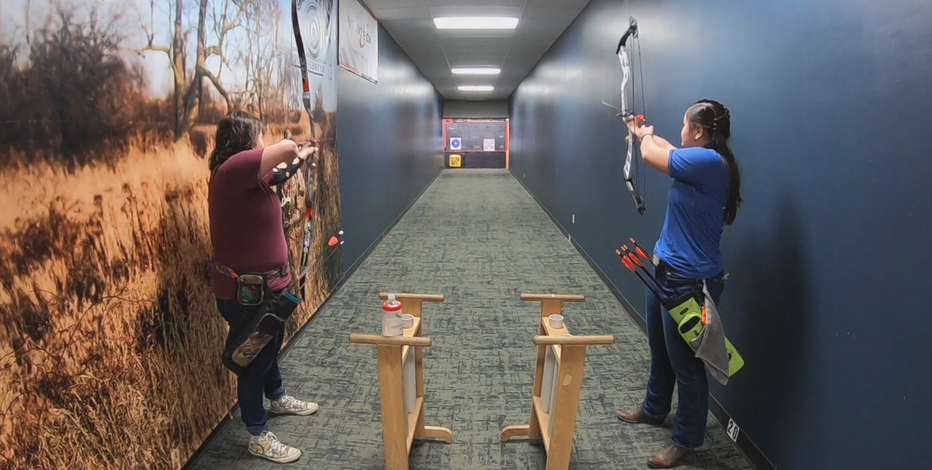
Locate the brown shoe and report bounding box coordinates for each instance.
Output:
[616,409,664,425]
[647,443,691,468]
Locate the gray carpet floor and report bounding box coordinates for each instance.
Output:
[189,169,755,470]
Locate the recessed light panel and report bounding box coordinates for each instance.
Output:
[434,17,519,30]
[458,85,494,91]
[452,67,501,75]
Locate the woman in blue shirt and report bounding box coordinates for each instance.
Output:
[617,99,743,468]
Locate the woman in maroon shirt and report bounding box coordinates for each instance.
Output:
[207,111,317,464]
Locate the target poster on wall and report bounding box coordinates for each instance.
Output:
[450,137,462,150]
[483,138,496,151]
[295,0,336,81]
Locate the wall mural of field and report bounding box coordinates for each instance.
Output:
[0,1,342,469]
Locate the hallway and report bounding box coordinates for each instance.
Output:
[189,169,754,470]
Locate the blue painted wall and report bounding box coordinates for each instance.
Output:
[337,23,444,271]
[509,0,932,468]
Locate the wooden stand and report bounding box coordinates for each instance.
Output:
[500,293,615,470]
[349,293,452,470]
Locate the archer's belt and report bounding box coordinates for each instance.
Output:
[214,262,289,280]
[654,258,702,289]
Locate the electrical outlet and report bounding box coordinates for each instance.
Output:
[726,419,740,442]
[572,214,575,224]
[523,173,526,178]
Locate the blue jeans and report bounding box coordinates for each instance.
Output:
[640,263,725,450]
[217,298,287,436]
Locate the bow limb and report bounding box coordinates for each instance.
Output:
[292,0,317,300]
[617,41,631,119]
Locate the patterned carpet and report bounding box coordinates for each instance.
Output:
[189,169,755,470]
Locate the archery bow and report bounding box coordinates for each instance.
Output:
[615,16,647,216]
[291,0,320,301]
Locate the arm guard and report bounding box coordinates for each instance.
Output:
[268,154,311,186]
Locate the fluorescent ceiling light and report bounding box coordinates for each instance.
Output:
[458,85,494,91]
[434,17,519,30]
[452,67,501,75]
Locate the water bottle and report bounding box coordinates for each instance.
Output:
[382,294,403,336]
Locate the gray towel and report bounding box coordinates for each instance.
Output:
[693,282,730,385]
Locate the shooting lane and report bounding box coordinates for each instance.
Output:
[63,0,922,468]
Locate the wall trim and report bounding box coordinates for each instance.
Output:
[509,170,776,470]
[182,166,444,469]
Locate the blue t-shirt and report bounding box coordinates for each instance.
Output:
[653,147,731,279]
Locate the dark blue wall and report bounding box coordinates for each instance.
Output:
[337,24,444,271]
[509,1,932,469]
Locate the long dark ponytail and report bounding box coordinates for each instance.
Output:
[208,110,266,172]
[686,99,742,225]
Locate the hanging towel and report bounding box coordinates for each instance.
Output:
[693,282,730,385]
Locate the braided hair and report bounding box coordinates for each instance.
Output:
[686,99,742,225]
[208,110,267,172]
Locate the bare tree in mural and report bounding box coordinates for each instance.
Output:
[235,0,286,119]
[138,0,246,140]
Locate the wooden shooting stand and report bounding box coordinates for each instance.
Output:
[501,293,615,470]
[348,293,453,470]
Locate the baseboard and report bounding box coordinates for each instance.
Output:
[706,394,777,470]
[181,166,444,470]
[509,170,775,470]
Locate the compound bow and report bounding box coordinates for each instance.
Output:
[615,16,646,216]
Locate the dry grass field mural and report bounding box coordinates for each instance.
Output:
[0,1,342,468]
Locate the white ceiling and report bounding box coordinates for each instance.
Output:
[360,0,593,101]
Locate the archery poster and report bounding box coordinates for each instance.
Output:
[339,0,379,83]
[295,0,337,81]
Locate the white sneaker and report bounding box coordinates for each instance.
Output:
[270,395,319,416]
[248,431,301,463]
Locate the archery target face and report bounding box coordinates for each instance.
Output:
[300,0,333,60]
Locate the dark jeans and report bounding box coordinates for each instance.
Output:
[640,262,725,450]
[217,298,287,436]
